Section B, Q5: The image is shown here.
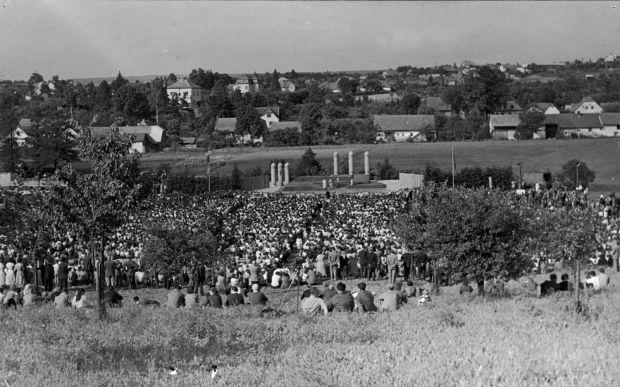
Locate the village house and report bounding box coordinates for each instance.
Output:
[373,114,434,143]
[565,96,603,114]
[496,99,523,115]
[489,114,522,140]
[529,102,560,115]
[214,117,260,144]
[7,118,32,147]
[278,77,296,92]
[232,76,261,94]
[178,137,198,149]
[420,96,454,116]
[254,106,280,129]
[166,79,204,104]
[543,113,603,138]
[90,124,164,154]
[600,113,620,137]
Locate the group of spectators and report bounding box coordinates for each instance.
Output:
[1,186,618,313]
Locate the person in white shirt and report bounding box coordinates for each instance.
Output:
[584,271,600,291]
[597,268,610,290]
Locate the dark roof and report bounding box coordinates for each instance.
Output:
[533,102,555,110]
[422,97,451,112]
[269,121,302,133]
[373,115,435,132]
[498,99,522,112]
[18,118,32,128]
[167,79,201,89]
[490,115,521,129]
[214,117,237,133]
[543,114,602,129]
[89,126,159,143]
[179,137,197,145]
[600,113,620,126]
[254,106,280,117]
[581,95,596,103]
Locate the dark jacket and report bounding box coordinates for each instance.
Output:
[227,293,245,306]
[248,291,268,305]
[367,252,378,268]
[327,292,354,312]
[356,290,377,312]
[358,250,368,266]
[205,294,223,308]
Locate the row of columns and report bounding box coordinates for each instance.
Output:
[333,150,370,176]
[270,162,289,188]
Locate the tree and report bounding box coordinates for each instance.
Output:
[395,186,532,294]
[558,159,596,189]
[515,111,544,140]
[400,93,421,114]
[376,158,399,179]
[231,164,242,190]
[28,72,44,85]
[113,84,150,122]
[23,106,77,178]
[295,147,325,176]
[49,121,142,319]
[234,103,266,141]
[300,103,322,145]
[110,71,129,91]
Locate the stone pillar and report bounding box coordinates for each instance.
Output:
[364,151,370,175]
[333,152,339,176]
[348,151,354,176]
[284,162,289,185]
[322,179,327,190]
[270,163,276,188]
[277,162,283,187]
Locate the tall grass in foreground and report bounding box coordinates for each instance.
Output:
[1,276,619,386]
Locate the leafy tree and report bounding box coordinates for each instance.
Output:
[231,164,242,190]
[264,128,302,147]
[113,84,150,122]
[28,72,44,85]
[234,103,266,141]
[558,159,596,189]
[337,77,358,94]
[376,158,399,179]
[95,80,113,111]
[395,186,532,293]
[400,93,421,114]
[110,71,129,91]
[515,111,544,140]
[166,73,178,85]
[442,85,465,114]
[300,103,322,145]
[23,106,77,178]
[49,121,142,319]
[295,147,325,176]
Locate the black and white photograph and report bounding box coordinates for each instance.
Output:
[1,1,619,385]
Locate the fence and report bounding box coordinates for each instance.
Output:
[241,175,270,191]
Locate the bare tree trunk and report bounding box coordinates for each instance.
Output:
[574,260,580,313]
[96,235,107,319]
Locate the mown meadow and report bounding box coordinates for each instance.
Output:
[1,274,619,386]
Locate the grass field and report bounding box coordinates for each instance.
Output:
[143,139,620,193]
[2,273,619,386]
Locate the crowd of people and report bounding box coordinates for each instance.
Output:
[1,187,618,312]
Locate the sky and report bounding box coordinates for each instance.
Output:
[0,1,619,80]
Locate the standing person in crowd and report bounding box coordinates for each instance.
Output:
[367,248,378,281]
[597,268,610,290]
[328,247,340,281]
[358,247,369,279]
[0,258,5,288]
[104,256,115,289]
[387,249,398,283]
[377,283,407,311]
[248,283,268,306]
[300,287,328,316]
[57,257,69,292]
[354,282,376,313]
[326,282,354,312]
[5,259,15,288]
[14,258,25,288]
[43,258,54,292]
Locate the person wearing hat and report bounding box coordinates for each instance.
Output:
[377,283,407,311]
[248,283,268,306]
[300,287,328,316]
